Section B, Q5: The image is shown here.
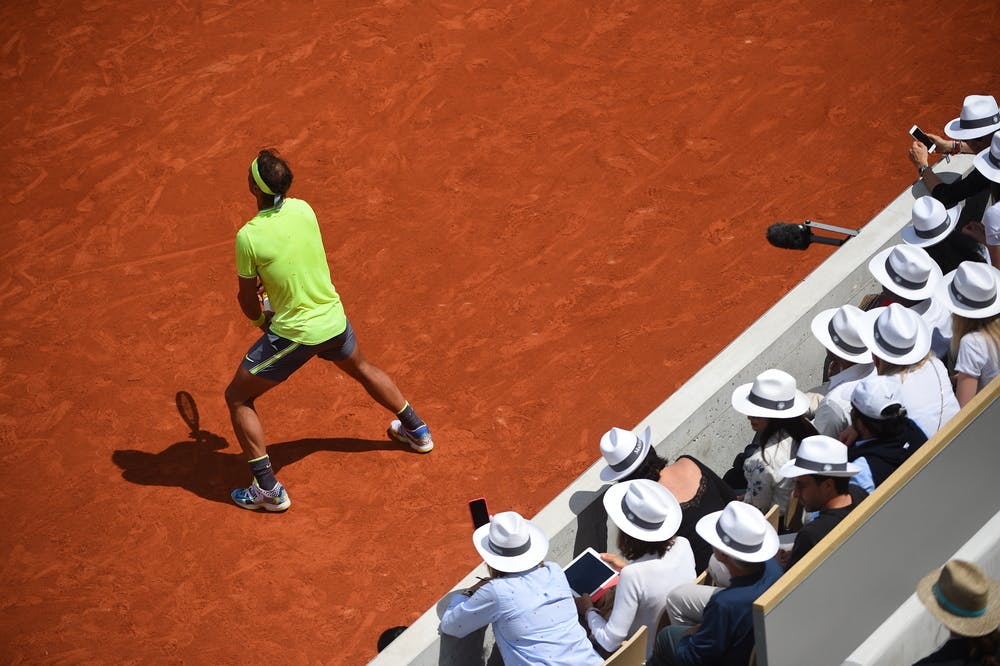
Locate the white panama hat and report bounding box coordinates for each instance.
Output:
[900,196,960,248]
[810,304,873,364]
[974,132,1000,184]
[780,435,861,478]
[695,501,779,563]
[944,95,1000,140]
[868,244,942,301]
[936,261,1000,319]
[473,511,549,573]
[731,368,809,419]
[603,479,683,542]
[858,304,932,366]
[598,426,652,482]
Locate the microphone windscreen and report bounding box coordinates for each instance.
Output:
[766,223,811,250]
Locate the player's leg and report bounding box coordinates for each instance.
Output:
[226,330,314,511]
[318,321,434,453]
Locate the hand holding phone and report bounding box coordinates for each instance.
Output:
[909,125,936,153]
[469,498,490,529]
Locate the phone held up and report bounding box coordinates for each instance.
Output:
[469,497,490,529]
[909,125,936,153]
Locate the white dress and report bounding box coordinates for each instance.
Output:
[954,330,1000,391]
[890,356,960,437]
[742,431,796,516]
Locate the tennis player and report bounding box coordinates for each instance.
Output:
[226,149,433,512]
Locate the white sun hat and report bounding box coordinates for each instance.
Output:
[858,304,932,366]
[810,304,873,364]
[473,511,549,573]
[695,501,779,563]
[731,368,809,419]
[598,426,652,482]
[944,95,1000,140]
[974,132,1000,184]
[603,479,683,542]
[780,435,861,478]
[900,196,960,248]
[936,261,1000,319]
[868,244,942,301]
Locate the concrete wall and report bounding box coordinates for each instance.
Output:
[370,157,978,666]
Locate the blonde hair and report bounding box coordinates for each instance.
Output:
[950,313,1000,362]
[877,350,933,378]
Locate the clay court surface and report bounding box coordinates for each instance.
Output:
[2,1,997,663]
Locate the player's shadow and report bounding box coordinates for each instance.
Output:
[111,390,409,506]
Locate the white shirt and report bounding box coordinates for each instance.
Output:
[889,356,960,438]
[911,297,953,361]
[440,562,603,666]
[954,330,1000,391]
[586,537,697,658]
[743,431,796,516]
[813,364,876,437]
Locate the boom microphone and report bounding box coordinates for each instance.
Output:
[766,223,846,250]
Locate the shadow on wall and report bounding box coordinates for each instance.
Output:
[110,390,414,506]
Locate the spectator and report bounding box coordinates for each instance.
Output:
[777,435,869,570]
[914,560,1000,665]
[439,512,603,666]
[730,369,818,518]
[577,479,696,659]
[810,305,876,438]
[909,95,1000,273]
[910,95,1000,207]
[937,261,1000,406]
[858,303,960,439]
[847,374,928,493]
[599,427,736,572]
[973,202,1000,269]
[868,244,952,361]
[648,501,782,666]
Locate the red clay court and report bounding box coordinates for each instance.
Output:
[2,1,998,663]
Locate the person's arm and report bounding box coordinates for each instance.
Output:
[439,584,500,639]
[586,566,639,654]
[673,596,729,665]
[237,276,266,324]
[850,457,875,494]
[954,372,980,407]
[989,244,1000,270]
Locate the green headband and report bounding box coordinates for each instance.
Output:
[250,157,276,196]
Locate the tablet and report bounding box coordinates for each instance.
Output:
[563,547,619,598]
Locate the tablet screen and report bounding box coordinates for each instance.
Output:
[563,548,617,596]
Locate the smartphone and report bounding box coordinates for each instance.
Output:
[909,125,936,153]
[468,498,490,529]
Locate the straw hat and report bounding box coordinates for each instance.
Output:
[603,479,683,542]
[900,196,960,248]
[944,95,1000,140]
[731,369,809,419]
[858,304,932,366]
[975,132,1000,183]
[917,560,1000,637]
[598,426,652,482]
[810,304,873,364]
[868,244,942,301]
[473,511,549,573]
[780,435,861,478]
[936,261,1000,319]
[695,501,779,563]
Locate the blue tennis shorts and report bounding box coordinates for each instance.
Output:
[241,320,357,382]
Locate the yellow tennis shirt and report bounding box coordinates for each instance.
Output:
[235,198,347,345]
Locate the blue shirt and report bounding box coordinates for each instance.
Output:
[440,562,603,666]
[674,559,783,666]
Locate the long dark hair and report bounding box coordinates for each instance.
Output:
[958,630,1000,666]
[621,449,668,483]
[617,530,675,562]
[755,416,817,462]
